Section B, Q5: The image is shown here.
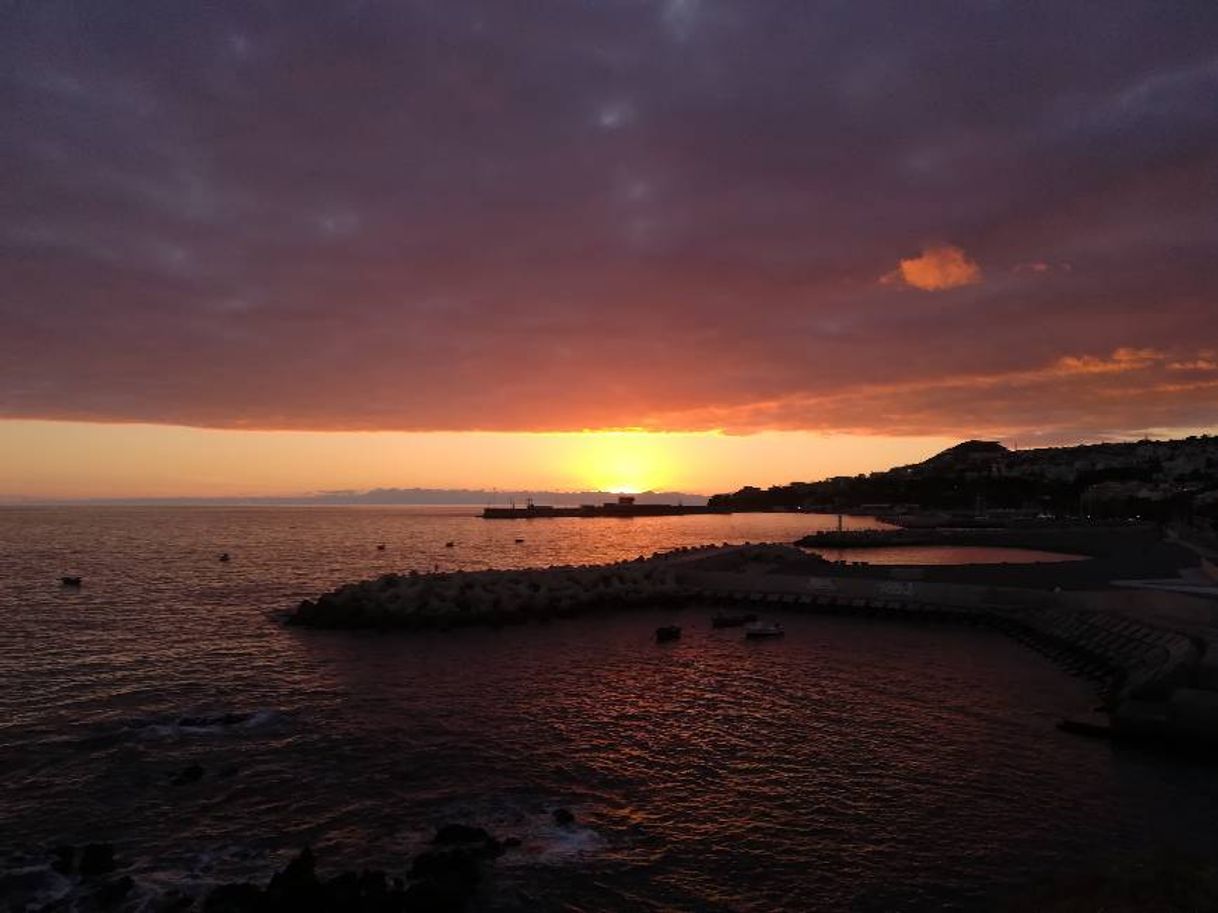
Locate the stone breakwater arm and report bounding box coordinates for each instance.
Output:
[287,554,711,630]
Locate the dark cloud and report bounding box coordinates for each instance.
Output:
[2,0,1217,440]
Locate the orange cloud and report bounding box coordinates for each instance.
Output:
[883,244,982,291]
[1051,347,1163,376]
[1168,355,1218,371]
[639,347,1210,438]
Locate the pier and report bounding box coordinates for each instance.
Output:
[481,494,728,519]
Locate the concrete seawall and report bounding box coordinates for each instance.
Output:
[674,549,1216,744]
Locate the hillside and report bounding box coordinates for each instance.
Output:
[708,436,1218,529]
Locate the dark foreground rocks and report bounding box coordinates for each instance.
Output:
[202,826,509,913]
[34,828,512,913]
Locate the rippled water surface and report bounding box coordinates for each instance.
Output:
[2,507,1217,912]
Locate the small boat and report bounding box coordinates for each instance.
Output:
[376,544,386,551]
[711,612,757,628]
[60,576,83,587]
[744,621,784,639]
[655,625,681,643]
[219,552,231,563]
[514,538,525,544]
[444,541,455,548]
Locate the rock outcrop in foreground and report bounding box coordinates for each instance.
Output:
[35,828,511,912]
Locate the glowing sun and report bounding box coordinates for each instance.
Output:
[569,431,676,493]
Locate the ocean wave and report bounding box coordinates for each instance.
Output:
[71,709,284,749]
[0,860,72,912]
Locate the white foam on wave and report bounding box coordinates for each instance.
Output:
[0,861,73,911]
[530,823,606,863]
[136,709,282,741]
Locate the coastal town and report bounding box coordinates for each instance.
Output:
[710,436,1218,539]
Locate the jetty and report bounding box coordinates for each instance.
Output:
[481,495,727,519]
[289,529,1218,750]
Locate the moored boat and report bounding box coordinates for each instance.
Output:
[744,620,784,639]
[655,625,682,643]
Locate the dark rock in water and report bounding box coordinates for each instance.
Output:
[94,875,135,908]
[432,823,496,846]
[171,764,205,786]
[552,808,576,827]
[409,849,483,882]
[204,882,262,912]
[326,869,403,911]
[51,844,76,875]
[403,875,473,913]
[265,846,319,909]
[408,825,507,911]
[156,889,196,912]
[198,840,497,913]
[80,842,116,877]
[655,625,681,643]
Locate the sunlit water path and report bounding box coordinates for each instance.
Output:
[2,507,1216,911]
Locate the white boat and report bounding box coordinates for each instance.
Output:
[744,620,784,638]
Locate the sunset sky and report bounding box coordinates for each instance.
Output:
[3,2,1217,498]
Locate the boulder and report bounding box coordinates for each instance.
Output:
[203,882,262,912]
[265,846,320,908]
[79,843,116,877]
[51,844,75,875]
[432,824,497,847]
[94,875,135,908]
[406,825,507,912]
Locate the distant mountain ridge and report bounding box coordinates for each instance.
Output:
[4,488,709,507]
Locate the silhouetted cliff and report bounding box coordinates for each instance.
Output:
[709,436,1218,528]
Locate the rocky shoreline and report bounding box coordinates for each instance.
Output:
[13,816,580,912]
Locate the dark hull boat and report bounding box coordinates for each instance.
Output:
[745,621,784,639]
[655,625,682,643]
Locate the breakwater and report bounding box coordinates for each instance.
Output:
[289,551,708,630]
[290,542,1218,747]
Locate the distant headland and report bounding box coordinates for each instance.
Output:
[709,434,1218,533]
